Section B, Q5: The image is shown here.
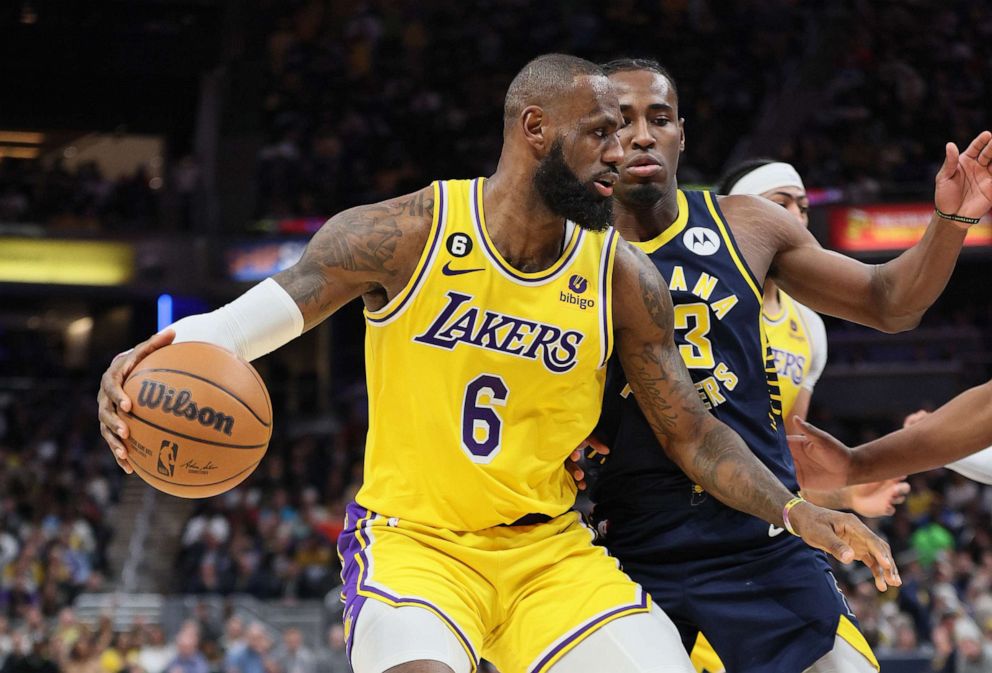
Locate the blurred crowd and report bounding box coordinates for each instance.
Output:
[0,608,352,673]
[0,159,159,231]
[777,1,992,199]
[250,0,802,218]
[0,387,118,624]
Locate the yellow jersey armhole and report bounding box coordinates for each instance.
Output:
[600,229,620,367]
[365,181,447,326]
[837,615,880,671]
[703,191,762,303]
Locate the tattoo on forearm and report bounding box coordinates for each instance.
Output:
[623,254,787,523]
[689,424,781,520]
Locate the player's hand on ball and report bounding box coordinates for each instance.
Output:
[788,501,901,592]
[97,329,176,474]
[935,130,992,221]
[787,418,853,490]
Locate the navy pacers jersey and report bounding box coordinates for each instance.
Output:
[592,189,798,561]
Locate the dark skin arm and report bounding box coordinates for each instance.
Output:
[97,187,434,472]
[611,240,899,589]
[720,194,966,334]
[719,130,992,333]
[790,380,992,489]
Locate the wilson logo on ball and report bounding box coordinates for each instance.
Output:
[136,379,236,436]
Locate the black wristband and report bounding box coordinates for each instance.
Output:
[935,207,981,225]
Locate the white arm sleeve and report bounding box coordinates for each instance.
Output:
[947,447,992,485]
[169,278,304,362]
[796,302,828,391]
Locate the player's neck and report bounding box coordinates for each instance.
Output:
[482,172,570,272]
[612,185,680,243]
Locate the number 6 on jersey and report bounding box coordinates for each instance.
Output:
[461,374,509,462]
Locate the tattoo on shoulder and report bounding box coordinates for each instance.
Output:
[283,189,433,311]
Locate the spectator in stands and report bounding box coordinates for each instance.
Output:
[136,625,174,673]
[62,634,102,673]
[163,625,208,673]
[219,617,244,658]
[223,624,270,673]
[272,628,313,673]
[314,625,349,673]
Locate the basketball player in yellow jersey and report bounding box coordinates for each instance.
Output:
[97,54,898,673]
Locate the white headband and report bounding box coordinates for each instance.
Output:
[728,162,805,196]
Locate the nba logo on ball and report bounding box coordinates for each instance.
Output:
[157,440,178,477]
[568,274,588,294]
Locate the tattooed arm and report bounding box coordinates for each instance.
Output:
[611,241,900,589]
[276,186,434,328]
[97,186,434,471]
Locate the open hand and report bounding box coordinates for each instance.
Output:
[787,417,853,490]
[788,500,901,592]
[97,329,175,473]
[935,130,992,220]
[848,479,910,517]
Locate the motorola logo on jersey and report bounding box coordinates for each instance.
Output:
[683,227,721,256]
[414,291,585,373]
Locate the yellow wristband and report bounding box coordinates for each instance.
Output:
[782,496,805,536]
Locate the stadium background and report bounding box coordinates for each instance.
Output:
[1,1,991,671]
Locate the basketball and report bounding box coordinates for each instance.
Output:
[121,342,272,498]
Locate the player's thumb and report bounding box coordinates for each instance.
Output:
[828,536,856,564]
[936,142,959,182]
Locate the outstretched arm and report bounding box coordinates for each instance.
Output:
[611,241,899,589]
[97,187,434,472]
[760,131,992,333]
[790,380,992,488]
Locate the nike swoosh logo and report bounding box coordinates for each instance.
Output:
[768,524,785,538]
[442,261,484,276]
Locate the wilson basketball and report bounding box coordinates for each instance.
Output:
[122,342,272,498]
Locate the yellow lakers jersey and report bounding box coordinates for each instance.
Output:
[356,178,619,531]
[762,291,817,419]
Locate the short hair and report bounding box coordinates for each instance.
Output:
[503,54,604,128]
[716,158,776,195]
[600,57,680,105]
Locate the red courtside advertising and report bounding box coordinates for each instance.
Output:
[830,203,992,252]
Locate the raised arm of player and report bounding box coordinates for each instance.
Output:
[745,131,992,333]
[97,187,434,473]
[790,379,992,490]
[611,241,899,590]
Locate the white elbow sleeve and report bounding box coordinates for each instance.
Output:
[169,278,304,362]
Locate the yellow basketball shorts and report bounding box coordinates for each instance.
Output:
[337,502,651,673]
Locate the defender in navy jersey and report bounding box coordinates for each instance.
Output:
[589,58,992,673]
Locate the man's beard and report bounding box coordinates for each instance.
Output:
[534,140,613,231]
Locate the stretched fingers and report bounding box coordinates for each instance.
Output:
[961,130,992,161]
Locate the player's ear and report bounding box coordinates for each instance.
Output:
[521,105,547,151]
[679,118,686,153]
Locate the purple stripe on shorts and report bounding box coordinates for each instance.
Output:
[530,588,650,673]
[337,501,479,667]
